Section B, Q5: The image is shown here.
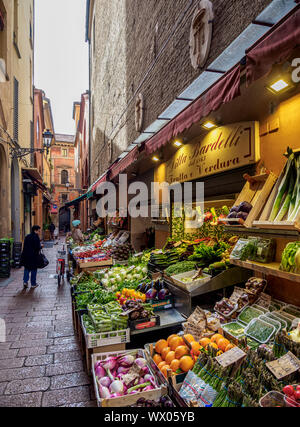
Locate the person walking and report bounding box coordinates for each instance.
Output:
[49,222,55,241]
[20,225,43,289]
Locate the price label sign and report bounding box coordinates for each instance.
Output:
[266,352,300,380]
[216,347,246,368]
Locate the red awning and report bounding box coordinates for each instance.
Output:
[92,173,107,192]
[246,5,300,86]
[109,146,139,180]
[146,65,241,155]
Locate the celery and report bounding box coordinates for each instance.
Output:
[289,154,300,221]
[275,169,295,222]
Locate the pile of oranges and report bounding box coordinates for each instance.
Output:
[153,333,235,378]
[153,334,200,378]
[199,334,235,355]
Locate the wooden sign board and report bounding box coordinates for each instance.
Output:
[266,352,300,380]
[155,121,260,185]
[216,346,247,368]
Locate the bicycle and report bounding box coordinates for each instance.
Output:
[56,245,66,287]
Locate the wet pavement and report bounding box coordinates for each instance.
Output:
[0,239,96,407]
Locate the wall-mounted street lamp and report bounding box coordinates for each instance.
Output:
[10,129,54,159]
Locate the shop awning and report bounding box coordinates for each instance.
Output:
[22,168,51,198]
[246,5,300,86]
[90,173,108,192]
[145,65,241,155]
[65,193,87,208]
[109,146,139,180]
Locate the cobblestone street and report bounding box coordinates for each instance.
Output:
[0,241,96,407]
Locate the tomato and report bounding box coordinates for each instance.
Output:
[295,390,300,402]
[283,385,295,397]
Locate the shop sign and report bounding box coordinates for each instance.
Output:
[156,122,260,184]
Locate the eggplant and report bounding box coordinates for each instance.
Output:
[227,212,237,219]
[158,288,170,300]
[230,206,240,213]
[146,285,157,300]
[238,201,252,213]
[237,211,248,221]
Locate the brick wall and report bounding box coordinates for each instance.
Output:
[90,0,273,180]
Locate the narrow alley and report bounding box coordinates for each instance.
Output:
[0,241,96,407]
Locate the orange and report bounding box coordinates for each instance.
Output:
[180,356,195,373]
[170,359,180,372]
[211,334,224,344]
[190,341,201,356]
[184,334,195,344]
[158,361,167,370]
[161,365,171,378]
[199,337,211,348]
[217,338,230,352]
[169,336,184,351]
[167,334,178,346]
[165,351,176,365]
[155,339,168,355]
[225,343,235,352]
[175,345,189,360]
[161,346,171,361]
[153,354,163,366]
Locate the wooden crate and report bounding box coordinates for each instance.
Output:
[254,149,300,231]
[221,172,277,228]
[85,343,126,375]
[91,349,166,407]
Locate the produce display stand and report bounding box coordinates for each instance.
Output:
[219,172,277,228]
[253,150,300,232]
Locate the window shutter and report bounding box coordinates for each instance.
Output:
[13,77,19,142]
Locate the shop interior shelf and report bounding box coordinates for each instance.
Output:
[131,309,185,336]
[230,259,300,284]
[224,226,300,239]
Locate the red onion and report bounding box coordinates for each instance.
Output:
[135,358,147,369]
[118,355,135,368]
[99,377,111,388]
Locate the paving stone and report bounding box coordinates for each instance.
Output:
[0,366,45,382]
[30,316,55,322]
[4,334,20,342]
[10,339,53,349]
[5,377,50,395]
[54,350,82,364]
[0,349,18,360]
[24,355,54,367]
[18,347,47,357]
[0,392,42,407]
[47,343,79,354]
[0,357,25,369]
[42,385,90,407]
[19,332,48,340]
[60,400,97,407]
[0,342,12,350]
[0,382,7,395]
[53,336,77,345]
[46,360,84,377]
[26,321,53,328]
[50,372,90,390]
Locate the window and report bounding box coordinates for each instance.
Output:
[61,170,69,185]
[13,0,19,51]
[61,193,68,203]
[62,148,68,157]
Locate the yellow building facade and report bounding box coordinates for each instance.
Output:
[0,0,34,241]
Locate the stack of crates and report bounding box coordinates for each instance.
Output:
[12,242,22,269]
[0,239,11,278]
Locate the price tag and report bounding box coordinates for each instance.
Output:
[216,347,246,368]
[266,352,300,380]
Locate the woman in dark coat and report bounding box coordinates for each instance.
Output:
[21,225,42,289]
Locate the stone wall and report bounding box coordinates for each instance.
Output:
[90,0,273,180]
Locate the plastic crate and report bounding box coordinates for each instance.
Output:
[81,315,130,349]
[91,348,165,407]
[259,391,286,407]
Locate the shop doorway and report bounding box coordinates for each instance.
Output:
[10,158,21,242]
[59,207,71,234]
[0,144,8,238]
